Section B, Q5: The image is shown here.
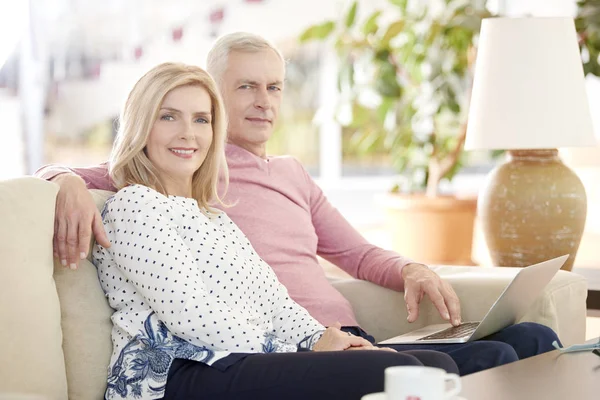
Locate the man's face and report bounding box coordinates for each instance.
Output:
[220,49,285,149]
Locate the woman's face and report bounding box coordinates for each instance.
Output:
[146,85,214,185]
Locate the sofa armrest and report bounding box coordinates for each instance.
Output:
[331,279,412,343]
[331,266,587,346]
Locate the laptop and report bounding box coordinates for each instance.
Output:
[378,255,569,345]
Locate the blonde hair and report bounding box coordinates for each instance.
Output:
[109,62,228,211]
[207,31,285,86]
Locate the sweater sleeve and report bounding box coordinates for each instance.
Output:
[34,162,116,191]
[299,162,413,292]
[95,186,317,354]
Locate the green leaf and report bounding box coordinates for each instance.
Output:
[375,62,402,98]
[376,97,395,124]
[349,102,373,128]
[388,0,408,12]
[334,37,346,54]
[345,1,358,28]
[405,60,422,83]
[299,21,336,42]
[447,98,460,114]
[337,61,355,92]
[443,156,464,182]
[362,11,382,35]
[355,128,382,154]
[425,22,442,46]
[375,48,391,62]
[381,21,406,46]
[490,150,506,159]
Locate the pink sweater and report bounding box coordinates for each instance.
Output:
[36,143,412,326]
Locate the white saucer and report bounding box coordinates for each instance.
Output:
[361,393,466,400]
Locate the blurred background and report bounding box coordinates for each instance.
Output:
[2,0,509,179]
[1,0,599,267]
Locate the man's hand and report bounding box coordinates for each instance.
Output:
[52,174,111,269]
[402,263,461,326]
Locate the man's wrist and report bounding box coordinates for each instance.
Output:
[401,262,428,279]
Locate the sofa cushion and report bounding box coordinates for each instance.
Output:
[53,189,115,399]
[0,177,68,399]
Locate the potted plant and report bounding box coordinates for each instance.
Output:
[300,0,495,264]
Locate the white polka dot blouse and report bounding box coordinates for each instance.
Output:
[93,184,326,399]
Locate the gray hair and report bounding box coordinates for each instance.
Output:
[206,32,285,86]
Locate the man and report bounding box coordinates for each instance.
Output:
[36,32,559,375]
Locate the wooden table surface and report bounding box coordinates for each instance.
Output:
[460,339,600,400]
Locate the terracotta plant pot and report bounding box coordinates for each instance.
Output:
[379,194,478,265]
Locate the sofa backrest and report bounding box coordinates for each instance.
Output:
[0,177,68,399]
[0,177,117,399]
[52,189,115,400]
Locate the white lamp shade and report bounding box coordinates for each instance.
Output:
[465,17,598,150]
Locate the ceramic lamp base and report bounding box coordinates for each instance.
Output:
[479,149,587,271]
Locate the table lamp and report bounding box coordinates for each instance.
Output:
[465,17,598,271]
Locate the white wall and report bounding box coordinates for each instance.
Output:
[47,0,354,138]
[504,0,576,16]
[0,92,25,179]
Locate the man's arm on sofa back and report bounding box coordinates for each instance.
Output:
[35,162,114,191]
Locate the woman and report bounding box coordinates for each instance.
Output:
[93,62,457,400]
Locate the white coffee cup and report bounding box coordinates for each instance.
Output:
[384,366,461,400]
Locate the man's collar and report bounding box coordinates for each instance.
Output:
[225,143,270,171]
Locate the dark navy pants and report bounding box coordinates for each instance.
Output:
[163,322,559,400]
[350,322,561,376]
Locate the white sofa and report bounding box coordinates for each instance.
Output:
[0,177,589,399]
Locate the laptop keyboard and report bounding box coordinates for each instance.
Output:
[417,322,480,341]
